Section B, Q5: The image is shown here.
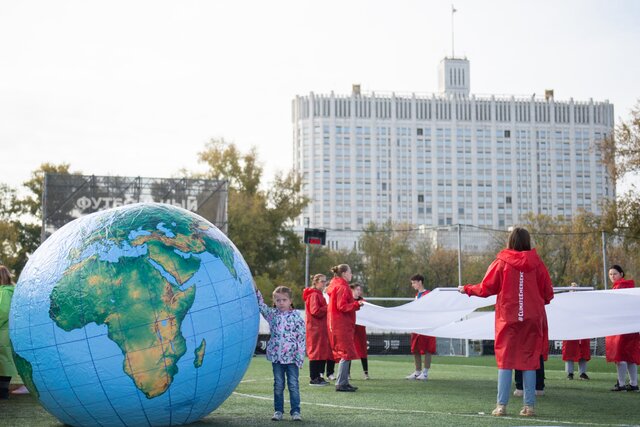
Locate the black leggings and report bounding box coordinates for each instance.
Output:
[348,358,369,374]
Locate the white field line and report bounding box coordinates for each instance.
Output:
[232,391,636,427]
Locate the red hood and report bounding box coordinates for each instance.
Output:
[326,277,349,297]
[303,287,321,301]
[496,248,543,273]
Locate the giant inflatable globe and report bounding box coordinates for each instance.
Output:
[9,203,259,426]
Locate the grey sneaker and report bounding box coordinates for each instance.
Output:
[291,412,302,421]
[271,411,283,421]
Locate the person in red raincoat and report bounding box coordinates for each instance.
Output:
[563,339,591,380]
[350,283,369,380]
[405,274,436,381]
[303,274,333,386]
[326,264,362,392]
[561,283,592,381]
[459,227,553,417]
[605,265,640,392]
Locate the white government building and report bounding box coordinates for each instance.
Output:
[292,57,615,252]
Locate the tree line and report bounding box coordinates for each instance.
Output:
[1,103,639,302]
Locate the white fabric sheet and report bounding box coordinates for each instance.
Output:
[356,288,494,334]
[356,288,640,340]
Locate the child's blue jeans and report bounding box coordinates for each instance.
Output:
[272,363,300,415]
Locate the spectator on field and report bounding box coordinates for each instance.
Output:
[605,265,640,392]
[256,286,305,421]
[302,274,331,387]
[350,283,369,380]
[405,274,436,381]
[459,227,554,417]
[326,264,363,392]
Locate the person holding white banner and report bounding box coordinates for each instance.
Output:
[458,227,554,418]
[405,274,437,381]
[605,265,640,392]
[326,264,363,392]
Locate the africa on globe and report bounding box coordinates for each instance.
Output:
[9,203,259,426]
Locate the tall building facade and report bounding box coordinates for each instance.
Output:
[292,58,615,251]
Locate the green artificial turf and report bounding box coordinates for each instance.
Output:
[2,355,638,426]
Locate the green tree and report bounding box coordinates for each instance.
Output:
[198,139,308,296]
[425,247,459,288]
[564,211,605,287]
[359,221,421,297]
[613,101,640,178]
[1,163,80,278]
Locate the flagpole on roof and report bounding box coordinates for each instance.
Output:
[451,4,457,57]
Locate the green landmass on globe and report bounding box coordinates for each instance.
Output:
[48,205,237,399]
[194,339,206,368]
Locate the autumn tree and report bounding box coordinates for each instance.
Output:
[197,139,308,297]
[358,221,423,297]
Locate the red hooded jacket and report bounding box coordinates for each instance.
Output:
[302,287,333,360]
[562,339,591,362]
[605,279,640,364]
[463,248,554,370]
[326,276,361,361]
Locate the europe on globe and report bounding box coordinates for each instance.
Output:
[9,203,259,426]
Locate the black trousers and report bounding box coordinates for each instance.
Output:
[515,356,545,390]
[309,360,327,380]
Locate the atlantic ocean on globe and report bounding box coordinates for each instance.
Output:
[9,203,259,426]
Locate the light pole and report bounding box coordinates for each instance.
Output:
[304,217,310,288]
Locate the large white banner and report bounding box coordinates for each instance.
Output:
[356,288,640,340]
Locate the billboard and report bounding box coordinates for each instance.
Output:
[42,174,228,241]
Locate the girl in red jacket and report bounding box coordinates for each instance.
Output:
[606,265,640,392]
[302,274,332,386]
[350,283,369,380]
[459,227,554,417]
[326,264,363,392]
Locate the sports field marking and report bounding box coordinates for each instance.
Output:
[232,391,632,427]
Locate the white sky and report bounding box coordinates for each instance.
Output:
[1,0,639,191]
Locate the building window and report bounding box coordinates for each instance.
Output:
[418,194,424,203]
[506,196,512,204]
[504,130,511,138]
[417,128,423,136]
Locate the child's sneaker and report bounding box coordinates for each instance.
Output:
[11,385,29,394]
[327,374,336,381]
[535,390,545,396]
[405,371,420,380]
[291,412,302,421]
[626,385,640,392]
[519,405,535,417]
[513,389,523,397]
[363,373,370,380]
[416,371,428,381]
[271,411,283,421]
[567,373,574,380]
[0,388,9,400]
[579,373,590,380]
